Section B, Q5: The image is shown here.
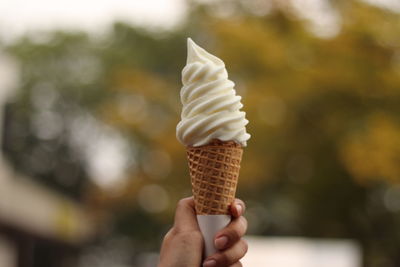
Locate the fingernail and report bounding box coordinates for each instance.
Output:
[203,259,216,267]
[215,235,228,249]
[236,204,242,215]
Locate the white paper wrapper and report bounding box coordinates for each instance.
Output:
[197,215,231,257]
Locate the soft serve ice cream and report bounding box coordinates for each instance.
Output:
[176,38,250,147]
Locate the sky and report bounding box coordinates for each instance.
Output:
[0,0,187,42]
[0,0,398,42]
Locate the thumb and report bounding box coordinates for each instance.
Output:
[173,197,200,232]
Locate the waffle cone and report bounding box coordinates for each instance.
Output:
[187,139,243,215]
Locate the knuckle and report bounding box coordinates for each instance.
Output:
[162,229,174,243]
[169,226,180,237]
[239,216,248,233]
[225,228,240,242]
[215,239,248,266]
[177,198,189,207]
[215,253,230,266]
[176,197,194,211]
[226,217,247,239]
[241,239,249,254]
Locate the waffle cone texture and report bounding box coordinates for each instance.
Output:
[187,139,243,215]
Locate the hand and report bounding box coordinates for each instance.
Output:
[158,197,248,267]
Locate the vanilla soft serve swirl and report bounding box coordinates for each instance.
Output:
[176,38,250,147]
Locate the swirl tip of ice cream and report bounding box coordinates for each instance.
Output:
[187,38,224,66]
[177,38,250,147]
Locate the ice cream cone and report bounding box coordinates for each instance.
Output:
[177,38,250,257]
[187,139,243,215]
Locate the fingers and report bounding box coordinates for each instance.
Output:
[230,198,246,218]
[172,197,199,233]
[173,197,245,234]
[214,216,248,250]
[204,239,248,267]
[207,198,247,266]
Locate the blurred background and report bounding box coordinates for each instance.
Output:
[0,0,399,266]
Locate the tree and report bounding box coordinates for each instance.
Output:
[3,1,400,265]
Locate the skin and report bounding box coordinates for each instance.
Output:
[158,197,248,267]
